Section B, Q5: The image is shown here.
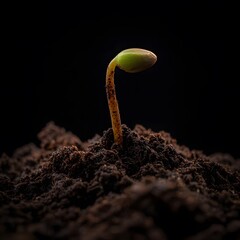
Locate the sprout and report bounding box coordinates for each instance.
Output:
[106,48,157,145]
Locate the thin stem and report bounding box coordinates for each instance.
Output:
[106,57,123,145]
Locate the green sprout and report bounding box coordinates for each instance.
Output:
[106,48,157,145]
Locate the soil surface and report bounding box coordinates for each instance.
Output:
[0,122,240,240]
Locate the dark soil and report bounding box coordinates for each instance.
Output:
[0,122,240,240]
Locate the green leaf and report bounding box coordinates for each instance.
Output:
[116,48,157,73]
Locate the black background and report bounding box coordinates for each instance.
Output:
[1,2,239,158]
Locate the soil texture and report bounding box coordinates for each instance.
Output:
[0,122,240,240]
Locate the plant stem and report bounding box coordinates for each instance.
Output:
[106,57,123,145]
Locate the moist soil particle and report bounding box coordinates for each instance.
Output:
[0,122,240,240]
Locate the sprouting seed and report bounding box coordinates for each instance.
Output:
[106,48,157,145]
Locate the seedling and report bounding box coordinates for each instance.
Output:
[106,48,157,145]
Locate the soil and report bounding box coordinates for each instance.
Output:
[0,122,239,240]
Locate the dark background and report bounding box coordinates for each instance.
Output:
[1,2,239,158]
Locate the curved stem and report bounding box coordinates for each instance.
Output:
[106,57,123,145]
